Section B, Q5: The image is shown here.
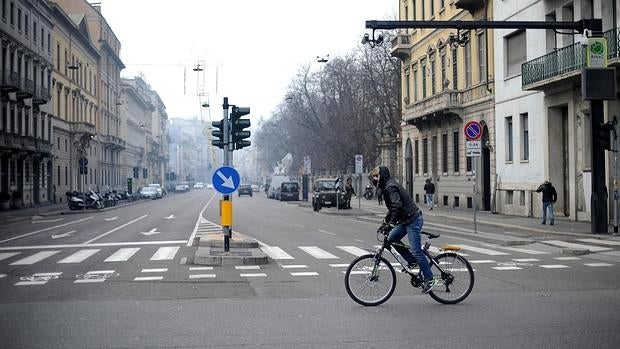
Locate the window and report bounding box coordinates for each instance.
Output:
[466,154,472,172]
[521,113,529,160]
[57,166,61,186]
[33,21,36,43]
[2,0,6,20]
[429,52,436,95]
[464,40,472,87]
[412,63,418,101]
[442,133,448,173]
[9,2,13,25]
[405,69,410,104]
[506,30,526,77]
[430,0,434,16]
[440,49,446,91]
[65,166,68,185]
[143,169,148,179]
[452,48,458,89]
[454,196,460,207]
[24,14,27,36]
[477,31,486,82]
[423,137,428,174]
[453,131,460,172]
[17,8,20,30]
[506,190,514,205]
[57,137,60,149]
[421,58,427,98]
[506,116,514,161]
[414,139,419,174]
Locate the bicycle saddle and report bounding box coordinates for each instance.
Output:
[421,231,440,239]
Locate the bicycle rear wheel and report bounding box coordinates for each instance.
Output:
[428,252,474,304]
[344,254,396,306]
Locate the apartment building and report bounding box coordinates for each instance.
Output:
[0,0,54,208]
[496,0,619,223]
[393,0,496,211]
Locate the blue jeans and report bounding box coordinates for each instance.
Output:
[387,214,433,281]
[425,194,434,208]
[542,201,554,224]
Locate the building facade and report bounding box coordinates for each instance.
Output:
[0,0,54,208]
[394,0,496,211]
[496,0,619,224]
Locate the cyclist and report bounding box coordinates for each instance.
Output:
[371,166,435,293]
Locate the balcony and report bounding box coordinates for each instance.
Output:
[390,32,412,61]
[102,135,126,150]
[455,0,486,13]
[16,78,35,100]
[71,122,96,136]
[0,70,20,93]
[33,86,51,106]
[522,27,619,91]
[35,139,52,154]
[404,89,463,129]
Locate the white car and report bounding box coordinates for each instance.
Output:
[194,182,204,189]
[206,183,214,189]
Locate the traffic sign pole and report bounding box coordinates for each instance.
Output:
[222,97,231,252]
[464,121,482,234]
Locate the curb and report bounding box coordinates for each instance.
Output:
[192,232,270,266]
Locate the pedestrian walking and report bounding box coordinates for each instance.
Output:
[423,178,435,210]
[344,177,355,209]
[536,180,558,225]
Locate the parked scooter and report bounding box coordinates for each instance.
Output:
[66,191,85,210]
[363,185,374,200]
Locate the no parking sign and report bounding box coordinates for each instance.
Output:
[464,121,482,141]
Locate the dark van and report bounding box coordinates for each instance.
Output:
[277,182,299,201]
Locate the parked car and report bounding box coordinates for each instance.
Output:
[312,178,345,211]
[175,184,188,193]
[149,184,165,197]
[140,186,161,199]
[180,182,191,191]
[268,175,290,199]
[238,184,253,197]
[206,183,214,189]
[276,182,299,201]
[193,182,204,189]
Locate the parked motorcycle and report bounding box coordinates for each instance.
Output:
[66,191,85,210]
[363,185,374,200]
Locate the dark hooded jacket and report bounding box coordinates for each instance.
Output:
[536,181,557,203]
[377,166,421,225]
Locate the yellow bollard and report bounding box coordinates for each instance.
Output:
[220,200,232,226]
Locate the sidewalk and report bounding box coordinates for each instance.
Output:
[0,202,67,224]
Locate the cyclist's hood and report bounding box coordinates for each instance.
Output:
[377,166,391,189]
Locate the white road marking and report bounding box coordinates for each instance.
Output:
[187,193,219,247]
[512,258,540,262]
[0,252,21,261]
[260,246,294,260]
[542,240,612,252]
[84,215,148,244]
[235,266,260,270]
[74,270,117,284]
[554,256,582,260]
[281,265,308,269]
[318,229,336,236]
[141,268,168,273]
[141,228,161,236]
[164,215,176,220]
[497,246,549,255]
[134,276,163,281]
[0,274,6,278]
[104,217,118,221]
[458,244,510,256]
[189,274,216,279]
[32,218,63,223]
[329,264,350,268]
[491,266,522,270]
[10,251,61,265]
[0,240,186,251]
[470,260,496,264]
[290,272,319,276]
[150,246,179,261]
[189,267,213,271]
[539,265,570,269]
[0,216,94,244]
[299,246,339,259]
[336,246,368,257]
[51,231,76,239]
[15,272,62,286]
[584,263,614,267]
[57,249,100,263]
[104,248,141,262]
[577,239,620,246]
[240,273,267,277]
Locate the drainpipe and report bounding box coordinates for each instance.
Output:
[484,0,492,94]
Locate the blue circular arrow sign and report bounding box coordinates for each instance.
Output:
[212,166,240,194]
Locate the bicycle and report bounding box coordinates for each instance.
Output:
[344,227,475,306]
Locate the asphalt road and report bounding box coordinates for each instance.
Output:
[1,189,619,348]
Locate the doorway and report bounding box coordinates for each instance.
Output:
[548,105,569,216]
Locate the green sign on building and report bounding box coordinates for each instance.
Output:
[586,37,608,68]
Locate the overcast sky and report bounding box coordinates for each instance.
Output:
[100,0,397,124]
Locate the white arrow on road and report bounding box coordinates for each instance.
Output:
[104,216,118,221]
[51,230,75,239]
[164,215,176,220]
[216,171,235,189]
[141,228,161,236]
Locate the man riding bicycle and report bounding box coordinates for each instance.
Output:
[371,166,435,294]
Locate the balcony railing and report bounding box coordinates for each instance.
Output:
[390,32,411,61]
[71,122,96,136]
[522,27,619,90]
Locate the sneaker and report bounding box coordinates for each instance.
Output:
[421,279,436,294]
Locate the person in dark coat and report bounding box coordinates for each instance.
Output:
[371,166,435,294]
[536,180,558,225]
[423,178,435,210]
[344,177,355,209]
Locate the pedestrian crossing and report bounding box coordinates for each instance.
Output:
[0,238,618,287]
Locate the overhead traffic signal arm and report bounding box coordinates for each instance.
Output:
[230,106,251,150]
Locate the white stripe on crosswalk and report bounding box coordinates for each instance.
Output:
[10,251,60,265]
[554,257,581,260]
[0,252,20,261]
[260,246,294,260]
[57,249,100,264]
[235,266,260,270]
[584,263,614,267]
[141,268,168,273]
[240,273,267,277]
[290,272,319,276]
[281,265,308,269]
[104,248,140,262]
[539,265,570,269]
[491,266,522,270]
[329,264,350,268]
[498,246,549,255]
[512,258,540,262]
[458,244,510,256]
[336,246,369,257]
[299,246,339,259]
[577,239,620,246]
[134,276,163,281]
[189,267,213,271]
[189,274,216,279]
[542,240,612,252]
[150,246,179,261]
[0,274,6,278]
[470,260,496,264]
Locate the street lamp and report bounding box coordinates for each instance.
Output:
[316,54,329,63]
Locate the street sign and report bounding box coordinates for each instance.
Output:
[212,166,240,194]
[466,141,482,157]
[586,37,608,68]
[355,155,363,174]
[464,121,482,141]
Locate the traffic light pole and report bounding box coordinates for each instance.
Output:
[222,97,231,252]
[591,101,609,233]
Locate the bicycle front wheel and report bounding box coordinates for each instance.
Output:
[344,254,396,306]
[428,252,475,304]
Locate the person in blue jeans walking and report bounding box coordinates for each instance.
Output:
[371,166,435,294]
[536,180,558,225]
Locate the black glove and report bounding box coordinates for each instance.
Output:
[377,222,394,235]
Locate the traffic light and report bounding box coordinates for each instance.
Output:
[230,106,251,150]
[596,121,615,151]
[212,119,225,149]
